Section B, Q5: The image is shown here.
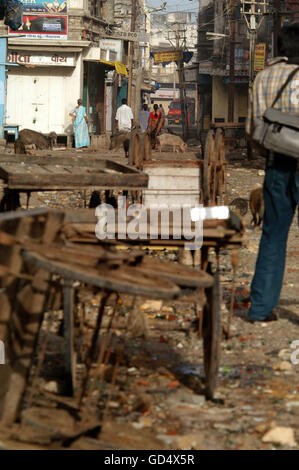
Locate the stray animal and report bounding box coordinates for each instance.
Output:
[17,128,57,150]
[229,197,248,216]
[109,132,130,157]
[14,139,26,154]
[156,133,187,153]
[249,185,264,227]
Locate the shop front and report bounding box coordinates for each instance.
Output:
[83,46,128,135]
[5,48,82,137]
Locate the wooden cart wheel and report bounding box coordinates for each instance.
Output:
[203,130,217,206]
[215,128,226,205]
[203,267,221,400]
[22,250,181,300]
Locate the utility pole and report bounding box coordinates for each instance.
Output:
[177,50,188,140]
[228,0,236,123]
[273,0,281,57]
[241,0,268,159]
[240,0,268,89]
[132,1,167,117]
[127,0,136,107]
[168,24,189,141]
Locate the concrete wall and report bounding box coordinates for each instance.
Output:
[212,76,248,123]
[143,164,201,209]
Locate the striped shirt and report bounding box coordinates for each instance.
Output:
[246,59,299,136]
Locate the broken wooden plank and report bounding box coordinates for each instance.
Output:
[0,155,143,172]
[2,172,148,190]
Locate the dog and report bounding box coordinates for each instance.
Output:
[249,185,264,227]
[229,197,248,217]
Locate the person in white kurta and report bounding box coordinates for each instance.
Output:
[114,98,134,133]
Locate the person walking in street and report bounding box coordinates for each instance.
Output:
[114,98,134,133]
[139,103,150,133]
[246,22,299,323]
[159,104,166,128]
[147,104,164,149]
[69,99,90,148]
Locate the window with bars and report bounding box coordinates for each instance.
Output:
[90,0,101,18]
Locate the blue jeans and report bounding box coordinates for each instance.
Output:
[249,155,299,321]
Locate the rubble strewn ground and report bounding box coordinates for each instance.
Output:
[1,148,298,450]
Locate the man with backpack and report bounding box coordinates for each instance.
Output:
[246,22,299,323]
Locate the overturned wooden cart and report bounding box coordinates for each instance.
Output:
[0,154,149,211]
[0,207,246,436]
[62,207,244,400]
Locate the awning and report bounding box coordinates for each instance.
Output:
[99,60,128,76]
[141,82,153,91]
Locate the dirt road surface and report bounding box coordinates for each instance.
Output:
[1,147,298,450]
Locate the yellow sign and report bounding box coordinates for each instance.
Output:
[99,60,128,76]
[254,43,266,72]
[153,50,183,64]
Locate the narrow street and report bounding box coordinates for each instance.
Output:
[1,0,299,455]
[1,149,296,450]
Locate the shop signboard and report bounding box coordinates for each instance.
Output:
[153,50,183,64]
[99,39,122,62]
[22,0,67,14]
[7,51,75,66]
[254,43,266,72]
[9,15,68,40]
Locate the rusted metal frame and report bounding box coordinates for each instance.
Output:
[64,279,76,396]
[202,263,221,400]
[225,248,240,339]
[78,291,111,407]
[81,293,120,420]
[198,245,210,337]
[25,284,57,408]
[101,346,123,425]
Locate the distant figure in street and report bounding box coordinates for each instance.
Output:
[139,103,150,133]
[147,104,164,149]
[114,98,134,133]
[159,104,166,128]
[69,99,90,148]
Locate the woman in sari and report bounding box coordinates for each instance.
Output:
[69,99,90,148]
[147,104,164,149]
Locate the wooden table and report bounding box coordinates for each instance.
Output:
[0,155,148,191]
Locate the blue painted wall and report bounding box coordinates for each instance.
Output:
[0,37,7,139]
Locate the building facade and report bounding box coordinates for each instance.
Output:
[0,0,148,142]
